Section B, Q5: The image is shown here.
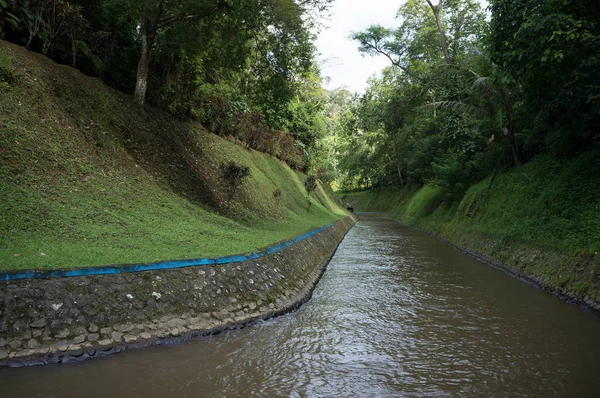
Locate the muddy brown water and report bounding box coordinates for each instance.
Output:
[1,216,600,397]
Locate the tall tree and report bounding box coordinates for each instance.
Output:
[424,0,451,64]
[120,0,229,107]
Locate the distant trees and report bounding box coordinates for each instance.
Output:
[331,0,599,197]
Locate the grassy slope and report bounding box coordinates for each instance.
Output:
[343,151,600,303]
[0,41,347,270]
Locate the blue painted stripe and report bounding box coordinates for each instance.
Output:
[0,221,338,281]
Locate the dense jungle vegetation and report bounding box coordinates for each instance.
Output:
[2,0,598,192]
[1,1,599,269]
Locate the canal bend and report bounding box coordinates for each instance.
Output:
[1,216,600,397]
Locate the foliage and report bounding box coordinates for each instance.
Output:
[342,148,600,302]
[304,175,317,194]
[0,0,333,169]
[221,161,251,201]
[0,41,347,270]
[488,0,600,156]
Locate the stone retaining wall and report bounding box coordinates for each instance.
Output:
[0,215,357,367]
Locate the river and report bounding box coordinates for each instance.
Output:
[1,216,600,397]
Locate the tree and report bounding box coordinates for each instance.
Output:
[352,0,486,80]
[488,0,600,155]
[429,74,521,166]
[0,0,20,38]
[121,0,229,108]
[16,0,47,48]
[424,0,451,64]
[40,0,71,55]
[62,3,88,66]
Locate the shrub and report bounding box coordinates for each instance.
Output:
[304,175,317,194]
[221,161,251,201]
[273,188,282,204]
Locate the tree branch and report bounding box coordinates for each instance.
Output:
[156,2,227,30]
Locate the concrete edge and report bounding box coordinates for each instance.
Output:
[0,215,358,367]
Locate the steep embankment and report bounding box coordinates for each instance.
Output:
[343,152,600,310]
[0,41,347,271]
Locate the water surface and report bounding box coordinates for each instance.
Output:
[1,216,599,397]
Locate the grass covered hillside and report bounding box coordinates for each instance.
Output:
[0,41,347,271]
[343,151,600,303]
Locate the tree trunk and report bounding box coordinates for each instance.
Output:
[487,148,505,189]
[397,163,404,187]
[42,39,51,55]
[508,129,521,166]
[133,20,154,108]
[425,0,452,64]
[26,33,34,49]
[72,40,77,67]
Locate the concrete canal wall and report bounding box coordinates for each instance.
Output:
[0,215,357,367]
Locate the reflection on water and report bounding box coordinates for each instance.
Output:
[1,216,600,397]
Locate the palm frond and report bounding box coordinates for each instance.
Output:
[425,101,493,119]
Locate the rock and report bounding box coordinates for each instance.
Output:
[88,324,99,333]
[26,339,40,349]
[9,340,22,350]
[212,310,230,321]
[32,330,42,338]
[87,333,100,342]
[35,347,50,356]
[169,328,180,337]
[100,327,112,336]
[12,320,27,333]
[51,303,63,311]
[248,302,257,311]
[111,332,122,342]
[123,334,137,344]
[0,349,8,360]
[30,318,47,328]
[74,327,87,335]
[152,292,162,300]
[72,335,86,344]
[126,294,134,300]
[120,323,134,333]
[167,319,181,328]
[139,332,152,340]
[98,339,112,349]
[15,349,35,358]
[67,344,83,356]
[57,343,69,352]
[84,345,96,356]
[0,337,5,347]
[56,328,71,339]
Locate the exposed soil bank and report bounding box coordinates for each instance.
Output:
[0,215,357,367]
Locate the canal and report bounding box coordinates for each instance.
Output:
[1,216,600,397]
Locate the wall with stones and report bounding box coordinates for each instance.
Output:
[0,215,357,366]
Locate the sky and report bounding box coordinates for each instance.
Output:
[315,0,402,94]
[315,0,489,94]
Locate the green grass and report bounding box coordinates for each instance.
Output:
[342,151,600,302]
[0,41,347,270]
[344,151,600,256]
